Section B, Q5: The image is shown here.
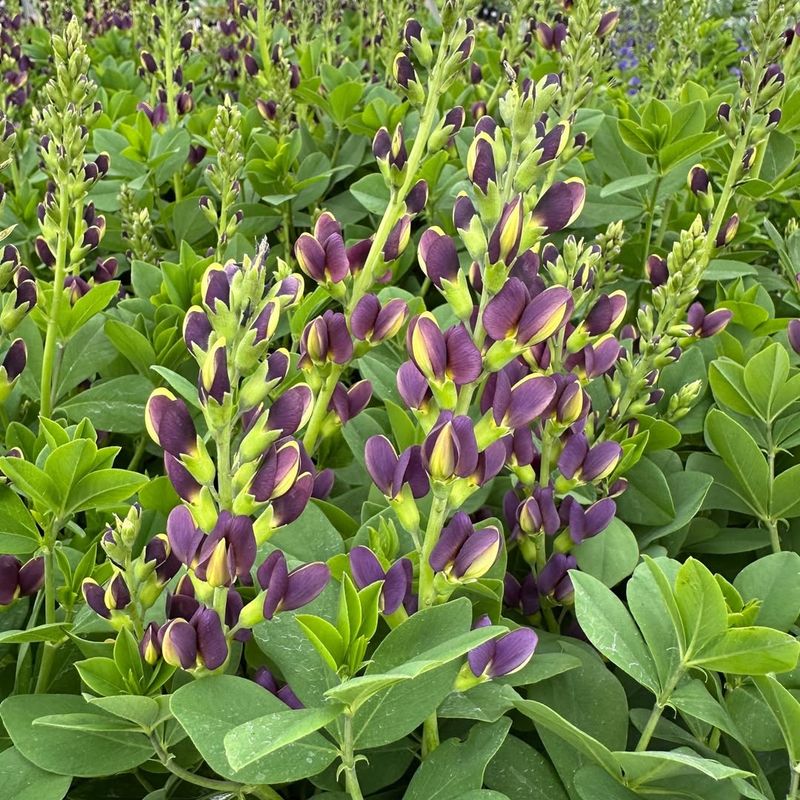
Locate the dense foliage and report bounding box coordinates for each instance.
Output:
[0,0,799,798]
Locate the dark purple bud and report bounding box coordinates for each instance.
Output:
[468,626,538,678]
[0,555,20,605]
[788,319,800,355]
[646,255,668,287]
[194,608,228,670]
[470,62,482,84]
[419,226,460,288]
[81,578,110,618]
[160,618,198,669]
[2,338,26,380]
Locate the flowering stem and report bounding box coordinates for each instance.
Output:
[417,489,450,611]
[703,135,747,264]
[215,423,233,509]
[40,186,71,417]
[348,32,449,312]
[341,714,364,800]
[34,542,58,693]
[304,366,343,453]
[256,0,271,75]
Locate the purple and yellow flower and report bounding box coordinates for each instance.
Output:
[257,550,330,619]
[350,295,409,343]
[467,615,538,678]
[429,512,501,582]
[558,433,622,483]
[300,310,353,366]
[421,413,480,482]
[365,436,429,500]
[294,212,350,284]
[349,546,413,614]
[0,555,43,606]
[531,179,586,233]
[407,314,482,387]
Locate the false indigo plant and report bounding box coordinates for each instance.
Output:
[0,1,798,799]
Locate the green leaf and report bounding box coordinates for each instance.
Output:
[574,765,639,799]
[268,502,345,562]
[0,458,59,513]
[61,281,120,337]
[403,719,511,800]
[224,705,341,771]
[34,713,142,733]
[484,734,569,800]
[599,174,656,198]
[689,627,800,674]
[65,469,147,514]
[325,623,504,708]
[573,518,639,587]
[771,464,800,518]
[670,679,742,738]
[704,409,769,514]
[0,694,153,778]
[0,746,71,800]
[512,698,621,778]
[733,552,800,631]
[752,674,800,761]
[0,484,40,555]
[628,558,685,687]
[615,748,751,783]
[350,173,390,215]
[617,119,655,155]
[89,695,161,729]
[104,319,157,376]
[351,598,474,748]
[171,675,338,784]
[615,457,675,526]
[58,376,153,434]
[743,343,790,420]
[0,623,70,645]
[571,571,659,693]
[674,558,728,658]
[708,359,759,416]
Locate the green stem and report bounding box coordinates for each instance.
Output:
[341,714,364,800]
[348,31,450,312]
[304,367,343,453]
[162,9,178,130]
[703,135,747,263]
[635,665,685,752]
[40,187,71,417]
[418,490,450,611]
[149,732,262,795]
[641,176,663,274]
[34,543,58,693]
[256,0,271,73]
[215,423,233,509]
[765,424,781,553]
[421,712,440,758]
[788,763,800,800]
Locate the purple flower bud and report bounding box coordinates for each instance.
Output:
[365,436,429,499]
[470,62,482,84]
[300,311,353,366]
[199,342,230,405]
[688,164,710,195]
[646,255,668,287]
[397,361,433,410]
[407,314,482,386]
[687,302,733,338]
[537,553,576,599]
[140,622,160,665]
[481,371,556,429]
[146,389,198,458]
[430,512,501,580]
[17,557,44,596]
[166,505,204,568]
[160,618,197,669]
[716,214,739,247]
[0,555,20,605]
[393,53,417,90]
[194,607,228,670]
[468,625,538,678]
[35,237,55,267]
[2,338,26,381]
[788,319,800,355]
[566,497,616,543]
[467,137,496,193]
[81,578,110,618]
[330,380,372,424]
[295,212,349,284]
[350,546,412,614]
[596,10,619,37]
[422,414,480,482]
[258,551,330,618]
[383,215,412,262]
[419,227,460,288]
[558,433,622,482]
[488,197,524,265]
[350,295,408,343]
[531,179,586,234]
